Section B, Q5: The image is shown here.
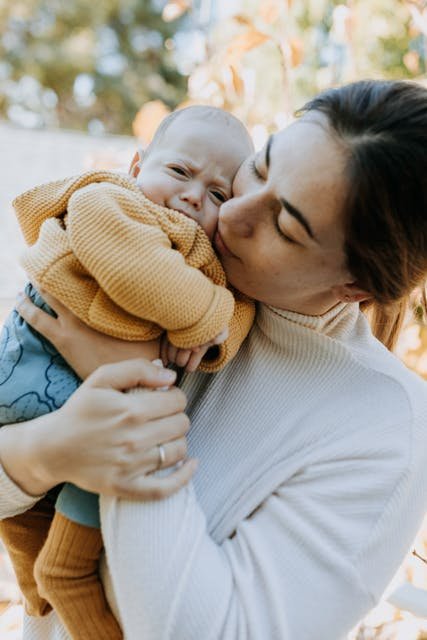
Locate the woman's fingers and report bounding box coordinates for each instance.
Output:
[16,291,59,341]
[122,385,188,426]
[114,409,190,468]
[144,436,188,474]
[32,285,70,318]
[113,432,189,477]
[142,410,190,445]
[113,458,198,500]
[17,289,163,379]
[89,359,177,393]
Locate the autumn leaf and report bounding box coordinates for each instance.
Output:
[289,38,304,67]
[230,65,245,97]
[227,29,270,59]
[233,14,253,27]
[132,100,171,144]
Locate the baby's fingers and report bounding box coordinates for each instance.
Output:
[175,348,192,368]
[185,345,211,373]
[160,335,169,367]
[161,338,192,369]
[167,342,178,365]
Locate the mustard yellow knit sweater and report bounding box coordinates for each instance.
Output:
[13,171,255,372]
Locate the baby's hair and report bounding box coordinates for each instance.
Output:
[145,105,253,155]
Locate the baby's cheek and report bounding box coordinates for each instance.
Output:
[137,177,166,207]
[202,206,220,241]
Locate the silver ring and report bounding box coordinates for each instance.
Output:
[157,444,166,470]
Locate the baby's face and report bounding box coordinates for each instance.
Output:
[135,117,250,241]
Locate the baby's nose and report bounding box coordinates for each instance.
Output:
[181,185,203,210]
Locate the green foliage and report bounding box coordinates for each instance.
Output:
[0,0,187,133]
[1,1,427,135]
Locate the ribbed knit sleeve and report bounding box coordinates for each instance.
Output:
[0,465,44,519]
[13,171,127,246]
[100,470,375,640]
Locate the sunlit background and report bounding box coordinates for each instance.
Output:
[0,1,427,638]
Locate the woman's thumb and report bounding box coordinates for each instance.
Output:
[88,358,176,392]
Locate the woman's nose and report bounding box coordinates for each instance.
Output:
[219,192,263,237]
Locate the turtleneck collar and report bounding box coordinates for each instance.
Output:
[256,301,363,348]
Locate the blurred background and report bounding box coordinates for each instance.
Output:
[0,1,427,638]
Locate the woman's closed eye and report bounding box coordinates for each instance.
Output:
[276,220,297,244]
[249,158,264,181]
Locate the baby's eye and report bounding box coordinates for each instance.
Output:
[170,166,187,176]
[210,190,227,203]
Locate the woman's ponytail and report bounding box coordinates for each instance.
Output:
[363,299,408,352]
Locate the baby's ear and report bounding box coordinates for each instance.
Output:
[129,148,144,178]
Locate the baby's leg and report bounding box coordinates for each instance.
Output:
[0,283,79,616]
[34,484,122,639]
[0,496,55,616]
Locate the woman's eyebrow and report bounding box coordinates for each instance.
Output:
[280,197,317,241]
[265,134,274,168]
[266,135,318,242]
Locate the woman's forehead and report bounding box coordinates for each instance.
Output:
[269,119,348,233]
[271,116,341,169]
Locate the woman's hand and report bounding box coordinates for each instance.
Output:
[16,288,160,379]
[0,359,197,499]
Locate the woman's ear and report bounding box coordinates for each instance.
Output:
[332,281,373,303]
[129,149,144,178]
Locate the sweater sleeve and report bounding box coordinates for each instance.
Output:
[13,171,121,246]
[100,435,415,640]
[67,183,235,348]
[0,464,44,519]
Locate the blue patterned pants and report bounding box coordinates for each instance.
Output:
[0,283,100,527]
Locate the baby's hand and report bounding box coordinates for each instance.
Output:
[160,328,229,373]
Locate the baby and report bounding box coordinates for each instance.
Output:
[0,106,254,639]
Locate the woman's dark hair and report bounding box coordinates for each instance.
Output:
[300,80,427,350]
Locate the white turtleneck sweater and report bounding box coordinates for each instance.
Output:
[1,302,426,640]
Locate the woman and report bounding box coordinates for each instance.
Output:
[0,79,427,639]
